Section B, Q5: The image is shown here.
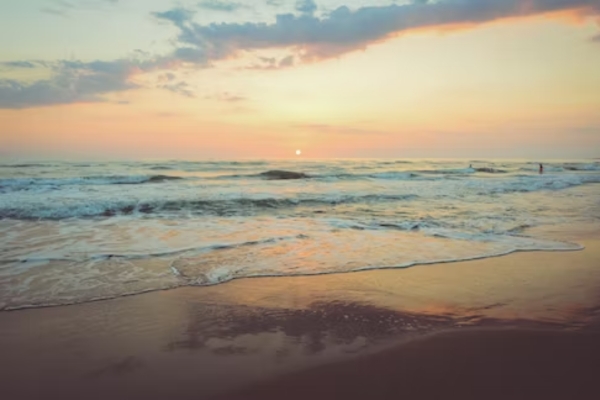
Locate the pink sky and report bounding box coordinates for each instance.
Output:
[1,0,599,159]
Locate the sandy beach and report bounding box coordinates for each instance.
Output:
[2,0,600,396]
[1,227,599,400]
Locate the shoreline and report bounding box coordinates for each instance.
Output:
[1,232,599,400]
[0,233,588,313]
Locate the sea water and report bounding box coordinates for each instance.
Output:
[1,159,599,310]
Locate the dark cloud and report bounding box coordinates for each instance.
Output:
[171,47,209,64]
[197,1,246,12]
[0,58,171,109]
[295,0,317,15]
[153,8,195,27]
[0,77,133,109]
[159,0,600,63]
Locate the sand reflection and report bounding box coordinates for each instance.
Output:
[165,300,458,357]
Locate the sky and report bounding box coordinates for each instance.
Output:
[0,0,599,160]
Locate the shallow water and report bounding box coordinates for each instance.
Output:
[1,159,599,310]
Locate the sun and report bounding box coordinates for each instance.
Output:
[296,149,302,156]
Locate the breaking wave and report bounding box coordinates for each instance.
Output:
[0,193,420,220]
[0,175,184,193]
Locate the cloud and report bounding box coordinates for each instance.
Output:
[295,0,317,15]
[40,0,120,17]
[0,78,133,109]
[278,54,295,67]
[40,0,119,18]
[0,58,171,109]
[159,0,600,64]
[215,92,246,102]
[266,0,283,6]
[160,81,196,97]
[158,72,177,82]
[51,0,119,12]
[197,1,246,12]
[6,0,599,109]
[246,55,296,70]
[153,8,195,27]
[0,61,49,69]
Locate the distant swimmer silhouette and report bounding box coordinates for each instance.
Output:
[539,164,544,174]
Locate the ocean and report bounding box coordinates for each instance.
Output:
[1,159,599,311]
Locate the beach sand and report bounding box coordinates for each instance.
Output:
[221,328,600,400]
[1,231,599,400]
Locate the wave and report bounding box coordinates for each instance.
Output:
[211,170,423,181]
[6,165,585,189]
[563,163,600,171]
[520,163,600,172]
[415,167,504,174]
[0,174,184,192]
[302,169,471,178]
[474,167,507,174]
[375,160,414,165]
[2,174,599,220]
[481,174,600,194]
[260,170,310,180]
[0,193,420,220]
[0,235,304,264]
[308,171,421,181]
[0,163,54,168]
[360,171,419,180]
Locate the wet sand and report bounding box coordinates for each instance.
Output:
[220,328,600,400]
[1,234,599,400]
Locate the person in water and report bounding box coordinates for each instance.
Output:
[539,164,544,174]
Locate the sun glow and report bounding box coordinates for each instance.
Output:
[296,149,302,156]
